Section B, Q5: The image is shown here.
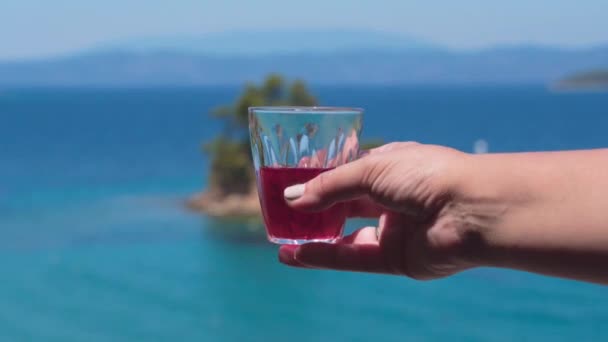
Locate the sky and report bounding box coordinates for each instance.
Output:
[1,0,607,60]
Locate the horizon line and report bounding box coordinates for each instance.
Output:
[1,28,607,63]
[1,42,607,64]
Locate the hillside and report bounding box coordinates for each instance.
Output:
[0,32,606,86]
[96,29,437,55]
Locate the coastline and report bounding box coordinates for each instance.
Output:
[549,82,608,93]
[186,185,261,218]
[551,70,608,92]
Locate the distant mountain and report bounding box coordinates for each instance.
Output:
[0,34,606,86]
[94,29,438,56]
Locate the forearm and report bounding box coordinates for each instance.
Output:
[461,149,608,284]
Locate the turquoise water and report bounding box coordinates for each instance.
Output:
[1,86,608,341]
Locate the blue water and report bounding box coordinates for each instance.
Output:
[1,86,608,341]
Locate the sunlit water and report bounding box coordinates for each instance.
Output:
[1,86,608,341]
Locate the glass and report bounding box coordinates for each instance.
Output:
[249,106,364,244]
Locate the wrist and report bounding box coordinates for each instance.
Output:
[442,149,608,283]
[447,153,532,267]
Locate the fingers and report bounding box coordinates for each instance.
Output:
[284,141,421,212]
[278,245,308,268]
[297,243,390,274]
[278,227,378,268]
[341,226,379,244]
[284,157,370,212]
[278,227,393,274]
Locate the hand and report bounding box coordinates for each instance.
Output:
[280,145,608,285]
[279,142,481,280]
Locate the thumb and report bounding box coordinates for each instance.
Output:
[283,158,372,212]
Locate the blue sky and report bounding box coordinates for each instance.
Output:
[1,0,607,60]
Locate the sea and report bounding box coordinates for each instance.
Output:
[1,86,607,341]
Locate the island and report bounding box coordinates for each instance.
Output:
[187,74,382,222]
[186,74,317,219]
[553,70,608,91]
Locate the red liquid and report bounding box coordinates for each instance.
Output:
[259,167,346,243]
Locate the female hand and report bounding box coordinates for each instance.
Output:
[279,142,481,280]
[280,143,608,285]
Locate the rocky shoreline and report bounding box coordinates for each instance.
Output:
[186,184,261,218]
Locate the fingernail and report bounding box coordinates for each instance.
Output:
[278,245,300,266]
[284,184,305,201]
[378,213,386,228]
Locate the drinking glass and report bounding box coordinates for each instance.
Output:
[249,106,364,244]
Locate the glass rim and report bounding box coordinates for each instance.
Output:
[249,106,363,114]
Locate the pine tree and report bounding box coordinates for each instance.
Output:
[204,74,318,195]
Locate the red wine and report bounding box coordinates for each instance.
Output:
[259,167,346,244]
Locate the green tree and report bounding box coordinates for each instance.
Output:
[205,74,318,195]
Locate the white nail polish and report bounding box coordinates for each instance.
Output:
[284,184,305,200]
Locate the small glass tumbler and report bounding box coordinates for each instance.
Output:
[248,106,364,245]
